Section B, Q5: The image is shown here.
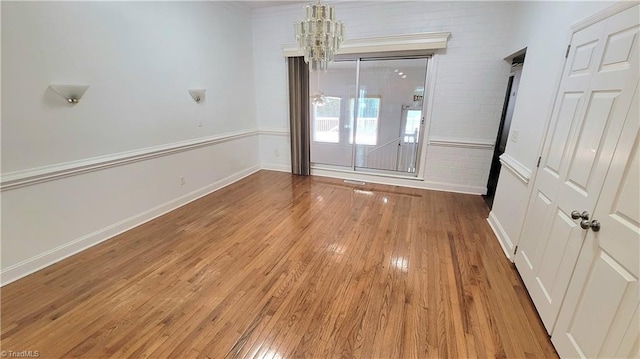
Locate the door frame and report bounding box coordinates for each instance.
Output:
[484,72,514,205]
[311,54,438,180]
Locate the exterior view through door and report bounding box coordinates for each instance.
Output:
[310,57,428,176]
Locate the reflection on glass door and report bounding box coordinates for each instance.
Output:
[349,97,380,146]
[309,57,428,176]
[355,58,428,175]
[400,107,422,172]
[309,60,356,169]
[312,96,341,143]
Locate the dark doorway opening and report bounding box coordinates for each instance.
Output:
[484,51,526,208]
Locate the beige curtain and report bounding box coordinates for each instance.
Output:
[287,57,311,176]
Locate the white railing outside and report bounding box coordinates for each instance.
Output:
[364,130,419,173]
[314,117,340,143]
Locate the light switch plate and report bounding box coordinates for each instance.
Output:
[511,129,520,143]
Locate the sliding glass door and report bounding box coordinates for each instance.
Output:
[310,57,428,177]
[309,60,357,168]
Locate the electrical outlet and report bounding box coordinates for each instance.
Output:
[180,176,185,185]
[511,129,520,143]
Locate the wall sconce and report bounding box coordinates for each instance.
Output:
[48,84,90,104]
[188,89,206,103]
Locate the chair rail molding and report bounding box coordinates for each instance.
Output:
[499,153,532,184]
[258,128,290,136]
[282,32,450,57]
[1,129,259,191]
[428,137,495,150]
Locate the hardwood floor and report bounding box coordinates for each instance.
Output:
[1,170,557,358]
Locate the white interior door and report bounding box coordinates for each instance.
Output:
[551,6,640,357]
[553,82,639,359]
[515,3,640,333]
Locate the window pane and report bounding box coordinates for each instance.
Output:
[360,98,380,118]
[313,97,341,143]
[404,110,421,143]
[349,97,380,145]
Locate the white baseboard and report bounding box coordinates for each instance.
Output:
[311,167,486,195]
[260,163,290,173]
[421,180,487,195]
[1,164,261,286]
[487,211,514,261]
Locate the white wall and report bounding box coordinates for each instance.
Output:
[2,1,256,171]
[253,1,515,193]
[489,1,616,259]
[1,1,259,284]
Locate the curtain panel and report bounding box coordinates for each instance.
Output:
[287,57,311,176]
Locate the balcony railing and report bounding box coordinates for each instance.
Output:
[314,117,340,143]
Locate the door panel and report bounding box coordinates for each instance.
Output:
[566,91,620,191]
[516,3,640,334]
[518,191,552,271]
[600,24,638,70]
[546,93,583,174]
[552,80,639,358]
[535,211,583,302]
[562,252,637,356]
[516,18,608,333]
[570,40,598,75]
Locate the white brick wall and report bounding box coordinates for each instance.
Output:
[424,146,493,187]
[252,1,514,193]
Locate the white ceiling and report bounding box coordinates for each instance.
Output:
[242,1,308,9]
[329,58,428,71]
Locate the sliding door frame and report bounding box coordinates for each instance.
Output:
[329,54,434,178]
[415,53,436,180]
[351,59,361,171]
[284,32,448,181]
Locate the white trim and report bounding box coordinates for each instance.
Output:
[499,153,532,184]
[313,164,424,181]
[1,129,259,191]
[428,137,495,150]
[260,163,290,172]
[487,211,515,261]
[0,165,262,286]
[258,128,289,136]
[311,167,486,195]
[282,32,450,57]
[417,54,439,179]
[571,1,638,32]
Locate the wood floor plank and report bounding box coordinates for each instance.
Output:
[1,170,557,358]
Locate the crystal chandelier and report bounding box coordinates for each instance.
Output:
[294,1,344,72]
